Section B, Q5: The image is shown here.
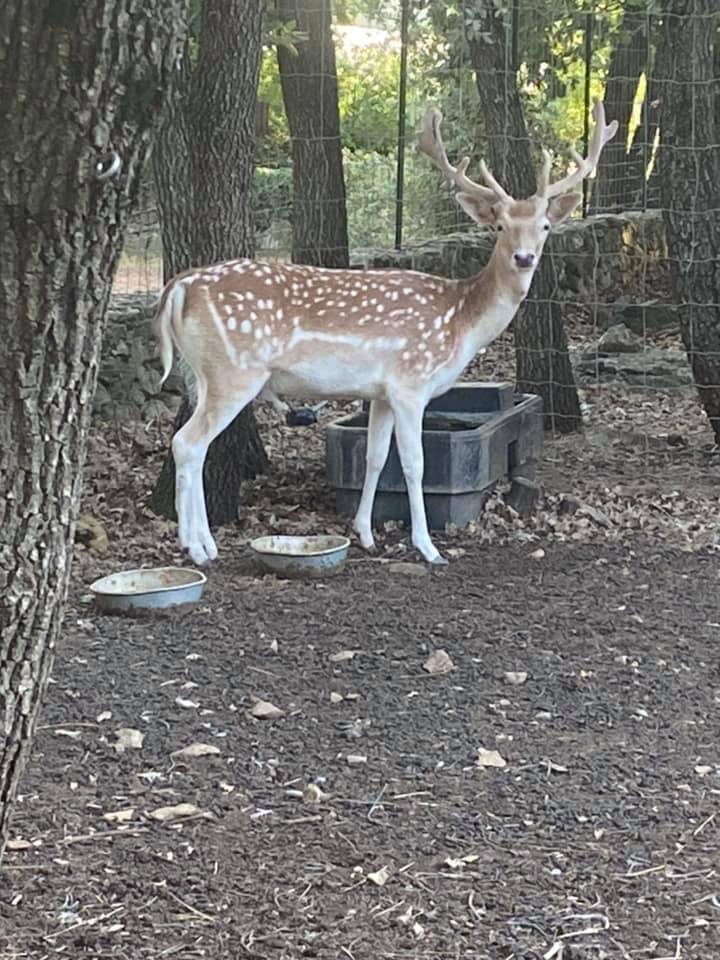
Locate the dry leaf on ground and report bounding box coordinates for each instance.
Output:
[250,699,285,720]
[172,743,222,758]
[103,808,135,824]
[113,728,145,753]
[149,802,204,822]
[367,865,391,886]
[476,747,507,768]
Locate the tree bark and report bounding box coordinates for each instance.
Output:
[655,0,720,442]
[590,7,649,213]
[150,0,269,526]
[465,5,582,433]
[0,0,183,863]
[276,0,350,267]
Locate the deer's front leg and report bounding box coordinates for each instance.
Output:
[390,396,447,565]
[353,398,394,551]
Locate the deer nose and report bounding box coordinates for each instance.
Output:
[514,252,536,269]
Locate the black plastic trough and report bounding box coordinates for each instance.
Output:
[325,382,543,529]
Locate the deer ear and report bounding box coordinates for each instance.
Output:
[456,191,496,226]
[547,192,582,224]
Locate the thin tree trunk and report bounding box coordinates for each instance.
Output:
[277,0,350,267]
[590,7,648,213]
[465,4,582,433]
[150,0,269,526]
[0,0,183,863]
[655,0,720,442]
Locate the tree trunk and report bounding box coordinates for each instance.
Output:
[590,7,649,213]
[277,0,350,267]
[465,6,582,433]
[150,0,269,526]
[655,0,720,442]
[0,0,183,863]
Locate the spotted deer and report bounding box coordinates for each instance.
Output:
[156,101,617,566]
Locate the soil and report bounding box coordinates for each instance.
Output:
[3,309,720,959]
[3,541,720,960]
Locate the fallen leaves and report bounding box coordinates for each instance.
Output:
[302,783,329,804]
[149,803,204,823]
[103,808,135,824]
[250,699,285,720]
[366,865,391,886]
[113,728,144,753]
[172,743,222,759]
[504,670,528,685]
[174,696,200,710]
[6,838,36,851]
[476,747,507,769]
[329,649,359,663]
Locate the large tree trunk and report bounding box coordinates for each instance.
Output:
[277,0,350,267]
[465,6,582,433]
[150,0,268,526]
[655,0,720,442]
[590,7,649,213]
[0,0,183,863]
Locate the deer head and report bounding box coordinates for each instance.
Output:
[417,100,618,282]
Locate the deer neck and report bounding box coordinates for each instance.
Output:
[456,247,535,354]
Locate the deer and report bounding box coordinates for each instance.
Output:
[155,101,617,567]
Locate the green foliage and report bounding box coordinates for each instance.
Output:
[253,165,292,235]
[252,0,661,252]
[336,34,399,153]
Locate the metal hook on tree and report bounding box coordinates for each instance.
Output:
[95,150,122,181]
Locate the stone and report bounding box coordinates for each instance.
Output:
[574,347,692,388]
[598,323,642,354]
[596,299,678,335]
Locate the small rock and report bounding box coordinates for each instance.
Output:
[598,323,642,354]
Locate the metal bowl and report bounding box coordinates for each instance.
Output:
[88,566,207,611]
[249,534,350,579]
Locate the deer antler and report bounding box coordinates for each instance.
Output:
[417,108,511,203]
[538,100,619,199]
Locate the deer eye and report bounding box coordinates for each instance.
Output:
[543,223,550,231]
[496,224,503,232]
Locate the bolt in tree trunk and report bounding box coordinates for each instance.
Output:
[0,0,183,863]
[150,0,269,525]
[655,0,720,442]
[277,0,350,267]
[465,5,582,433]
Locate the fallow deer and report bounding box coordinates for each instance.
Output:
[156,101,617,566]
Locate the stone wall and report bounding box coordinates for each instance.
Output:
[355,210,668,304]
[97,211,670,422]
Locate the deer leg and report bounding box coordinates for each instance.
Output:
[172,373,268,565]
[389,396,446,565]
[353,398,394,551]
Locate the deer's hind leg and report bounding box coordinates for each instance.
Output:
[353,398,394,551]
[172,370,269,565]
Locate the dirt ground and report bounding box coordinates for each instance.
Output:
[3,317,720,959]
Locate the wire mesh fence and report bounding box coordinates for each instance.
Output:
[110,0,720,543]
